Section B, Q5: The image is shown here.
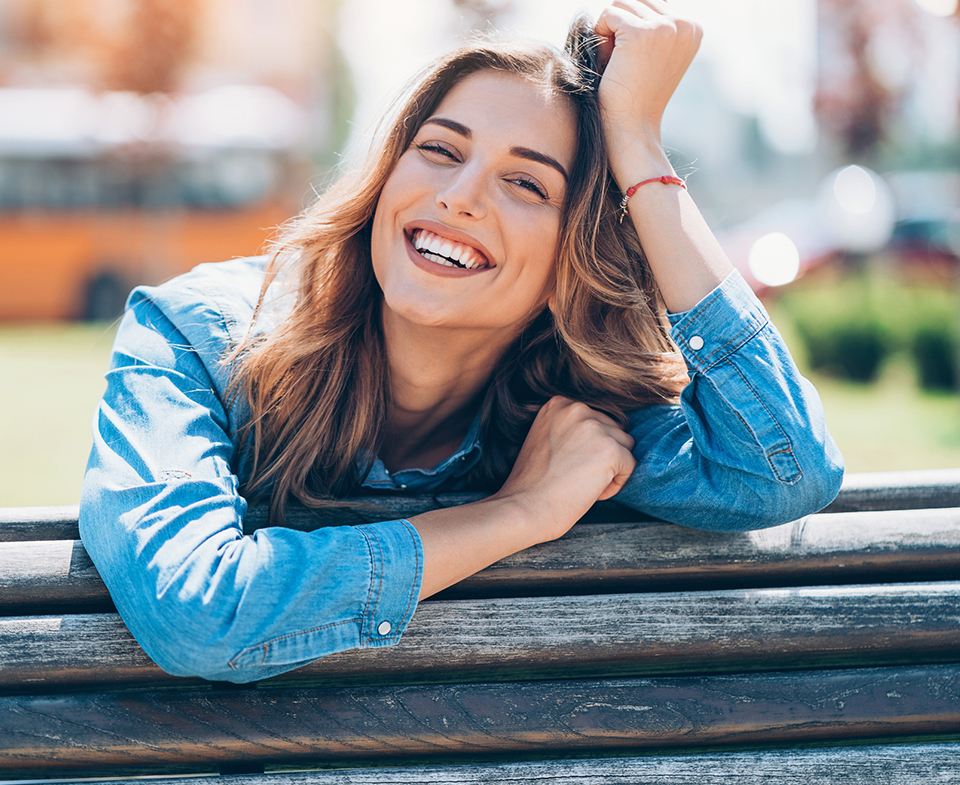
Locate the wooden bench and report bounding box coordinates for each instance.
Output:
[1,468,959,782]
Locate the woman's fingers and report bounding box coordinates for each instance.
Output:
[592,1,701,174]
[497,396,637,542]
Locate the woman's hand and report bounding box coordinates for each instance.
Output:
[594,1,702,176]
[590,1,731,315]
[494,396,637,543]
[410,396,635,599]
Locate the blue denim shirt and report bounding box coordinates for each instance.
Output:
[79,256,843,683]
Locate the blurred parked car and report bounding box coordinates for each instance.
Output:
[717,167,960,297]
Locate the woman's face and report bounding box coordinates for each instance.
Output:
[371,69,577,343]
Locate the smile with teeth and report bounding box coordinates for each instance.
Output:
[411,228,490,270]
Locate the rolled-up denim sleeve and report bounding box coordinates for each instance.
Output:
[79,294,423,683]
[615,270,844,531]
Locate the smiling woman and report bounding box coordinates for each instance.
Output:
[372,71,574,338]
[78,1,844,683]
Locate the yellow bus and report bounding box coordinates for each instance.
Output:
[0,86,311,321]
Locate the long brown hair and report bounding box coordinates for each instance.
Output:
[231,20,688,523]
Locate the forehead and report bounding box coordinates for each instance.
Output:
[428,70,577,169]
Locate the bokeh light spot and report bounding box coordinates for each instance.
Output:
[833,165,877,215]
[914,0,958,16]
[748,232,801,287]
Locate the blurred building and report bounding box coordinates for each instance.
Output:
[1,0,958,319]
[0,0,338,320]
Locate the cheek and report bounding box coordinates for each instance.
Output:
[519,216,561,286]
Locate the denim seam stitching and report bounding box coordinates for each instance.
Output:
[358,526,386,645]
[396,519,421,629]
[683,311,766,372]
[729,363,802,484]
[229,617,361,669]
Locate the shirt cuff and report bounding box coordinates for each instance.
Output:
[355,519,423,649]
[666,270,769,374]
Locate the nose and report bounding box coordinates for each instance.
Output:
[436,161,488,219]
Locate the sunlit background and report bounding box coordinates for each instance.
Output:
[2,0,960,505]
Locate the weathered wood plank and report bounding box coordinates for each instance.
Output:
[0,504,81,542]
[3,583,958,689]
[4,506,959,614]
[825,467,960,513]
[63,743,960,784]
[0,539,112,613]
[4,467,960,543]
[1,665,957,775]
[0,495,639,543]
[453,506,960,597]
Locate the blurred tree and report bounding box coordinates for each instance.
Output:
[94,0,200,94]
[816,0,924,159]
[5,0,200,94]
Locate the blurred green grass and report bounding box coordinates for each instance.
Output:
[2,315,960,507]
[1,322,117,507]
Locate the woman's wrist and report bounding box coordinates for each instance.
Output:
[605,131,675,194]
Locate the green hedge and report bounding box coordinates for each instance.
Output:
[775,273,959,390]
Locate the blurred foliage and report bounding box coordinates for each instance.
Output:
[776,267,960,390]
[4,310,960,505]
[912,313,959,390]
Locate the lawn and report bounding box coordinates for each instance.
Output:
[2,320,960,507]
[1,321,117,507]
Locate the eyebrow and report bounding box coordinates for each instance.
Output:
[422,116,569,182]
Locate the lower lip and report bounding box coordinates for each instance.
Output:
[405,233,492,278]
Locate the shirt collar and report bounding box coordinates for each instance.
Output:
[361,409,484,491]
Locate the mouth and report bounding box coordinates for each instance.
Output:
[409,228,492,270]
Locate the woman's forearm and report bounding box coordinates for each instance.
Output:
[409,495,535,599]
[595,2,733,314]
[411,396,638,599]
[607,133,733,315]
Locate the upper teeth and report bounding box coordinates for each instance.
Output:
[412,229,488,269]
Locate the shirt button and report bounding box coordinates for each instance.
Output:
[399,483,407,490]
[377,621,392,636]
[689,335,704,351]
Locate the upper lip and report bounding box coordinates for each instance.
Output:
[405,220,496,268]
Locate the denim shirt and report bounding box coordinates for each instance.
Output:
[79,256,843,683]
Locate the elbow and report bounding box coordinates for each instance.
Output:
[742,443,845,530]
[672,446,844,534]
[791,445,845,519]
[785,427,845,520]
[128,601,259,683]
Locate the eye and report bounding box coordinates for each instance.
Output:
[508,176,548,200]
[416,141,460,162]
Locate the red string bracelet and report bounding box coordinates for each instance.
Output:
[618,175,686,223]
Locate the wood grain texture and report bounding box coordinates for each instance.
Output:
[0,494,638,543]
[4,467,960,543]
[3,583,958,689]
[1,665,958,775]
[62,743,960,784]
[0,504,81,542]
[3,506,960,614]
[825,468,960,513]
[0,539,111,613]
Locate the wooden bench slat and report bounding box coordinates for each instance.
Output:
[4,507,959,614]
[60,743,960,785]
[824,467,960,513]
[1,664,957,776]
[455,506,960,596]
[0,471,957,781]
[4,467,960,544]
[3,582,958,689]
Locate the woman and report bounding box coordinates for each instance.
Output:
[79,1,843,683]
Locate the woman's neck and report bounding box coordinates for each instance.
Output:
[380,314,515,472]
